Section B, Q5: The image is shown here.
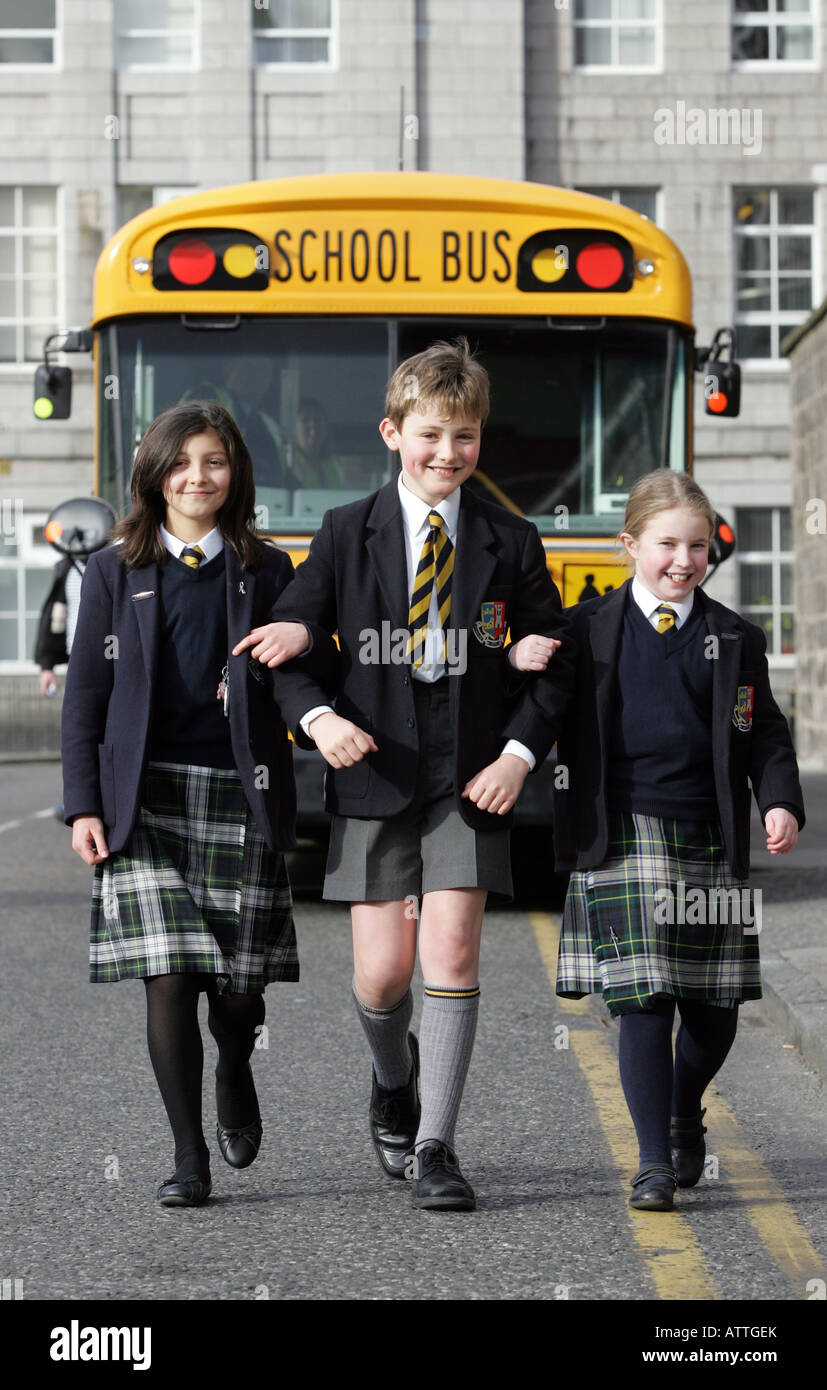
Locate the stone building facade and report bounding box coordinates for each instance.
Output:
[785,298,827,765]
[0,0,824,712]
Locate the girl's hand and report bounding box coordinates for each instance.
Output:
[233,621,310,667]
[764,808,798,856]
[71,815,110,865]
[508,634,561,672]
[461,753,529,815]
[309,712,378,769]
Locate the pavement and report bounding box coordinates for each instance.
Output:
[749,767,827,1081]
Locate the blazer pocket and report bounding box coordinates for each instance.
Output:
[98,743,116,827]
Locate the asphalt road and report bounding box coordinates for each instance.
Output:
[1,762,825,1302]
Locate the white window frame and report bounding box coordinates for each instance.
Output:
[575,185,662,224]
[0,185,64,369]
[253,0,339,72]
[734,187,819,366]
[0,510,57,671]
[573,0,662,75]
[731,0,818,73]
[736,507,795,667]
[115,0,201,73]
[0,0,62,72]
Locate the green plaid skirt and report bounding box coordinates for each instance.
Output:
[90,762,298,992]
[556,812,761,1015]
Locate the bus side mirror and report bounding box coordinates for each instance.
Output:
[696,327,740,418]
[709,514,736,566]
[32,328,92,420]
[704,360,740,418]
[34,363,72,419]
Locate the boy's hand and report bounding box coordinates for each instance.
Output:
[71,815,110,866]
[232,621,310,667]
[461,753,529,815]
[309,711,378,769]
[764,808,798,855]
[508,634,561,671]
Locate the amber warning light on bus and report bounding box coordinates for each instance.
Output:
[517,229,634,293]
[153,229,269,291]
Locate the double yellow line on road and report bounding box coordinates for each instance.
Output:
[529,911,825,1301]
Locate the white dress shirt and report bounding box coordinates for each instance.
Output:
[301,474,535,769]
[631,575,695,630]
[160,523,224,563]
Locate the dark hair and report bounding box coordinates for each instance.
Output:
[110,401,266,569]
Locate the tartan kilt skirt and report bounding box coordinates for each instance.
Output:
[90,761,299,993]
[556,812,761,1015]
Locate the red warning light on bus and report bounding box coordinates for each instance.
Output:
[706,391,729,414]
[167,238,218,285]
[575,242,625,290]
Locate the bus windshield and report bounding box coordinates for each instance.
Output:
[100,315,688,534]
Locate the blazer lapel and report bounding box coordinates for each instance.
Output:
[451,488,498,637]
[365,481,409,630]
[588,579,629,779]
[225,547,257,744]
[697,590,742,773]
[126,561,161,682]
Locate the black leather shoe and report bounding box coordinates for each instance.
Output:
[410,1140,476,1211]
[216,1117,263,1169]
[629,1163,677,1211]
[369,1032,420,1179]
[157,1175,212,1208]
[671,1108,707,1188]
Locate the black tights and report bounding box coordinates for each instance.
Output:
[617,997,739,1168]
[143,975,265,1182]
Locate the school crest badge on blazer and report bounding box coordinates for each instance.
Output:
[473,601,506,648]
[732,684,755,732]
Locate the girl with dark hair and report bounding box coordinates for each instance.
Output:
[62,401,334,1208]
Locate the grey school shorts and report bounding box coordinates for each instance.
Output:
[322,678,513,903]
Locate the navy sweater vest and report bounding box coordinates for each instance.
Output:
[607,594,718,821]
[149,549,235,769]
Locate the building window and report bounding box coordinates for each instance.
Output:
[737,507,794,657]
[0,510,55,667]
[734,188,815,360]
[253,0,337,68]
[115,0,199,71]
[732,0,815,66]
[573,0,659,71]
[0,186,59,364]
[0,0,59,67]
[576,186,660,222]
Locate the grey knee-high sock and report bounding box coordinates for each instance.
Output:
[415,984,480,1153]
[352,983,413,1090]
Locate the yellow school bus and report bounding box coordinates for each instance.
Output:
[38,172,725,827]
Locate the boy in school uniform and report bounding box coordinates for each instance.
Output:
[235,339,575,1209]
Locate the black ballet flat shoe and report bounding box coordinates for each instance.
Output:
[629,1163,677,1211]
[410,1140,476,1211]
[369,1032,421,1180]
[671,1108,707,1188]
[157,1175,212,1208]
[216,1117,263,1169]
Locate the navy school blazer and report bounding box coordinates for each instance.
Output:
[552,579,805,879]
[268,479,577,829]
[61,539,336,854]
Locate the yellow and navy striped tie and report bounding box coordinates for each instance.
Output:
[180,544,206,569]
[656,603,677,634]
[407,511,454,667]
